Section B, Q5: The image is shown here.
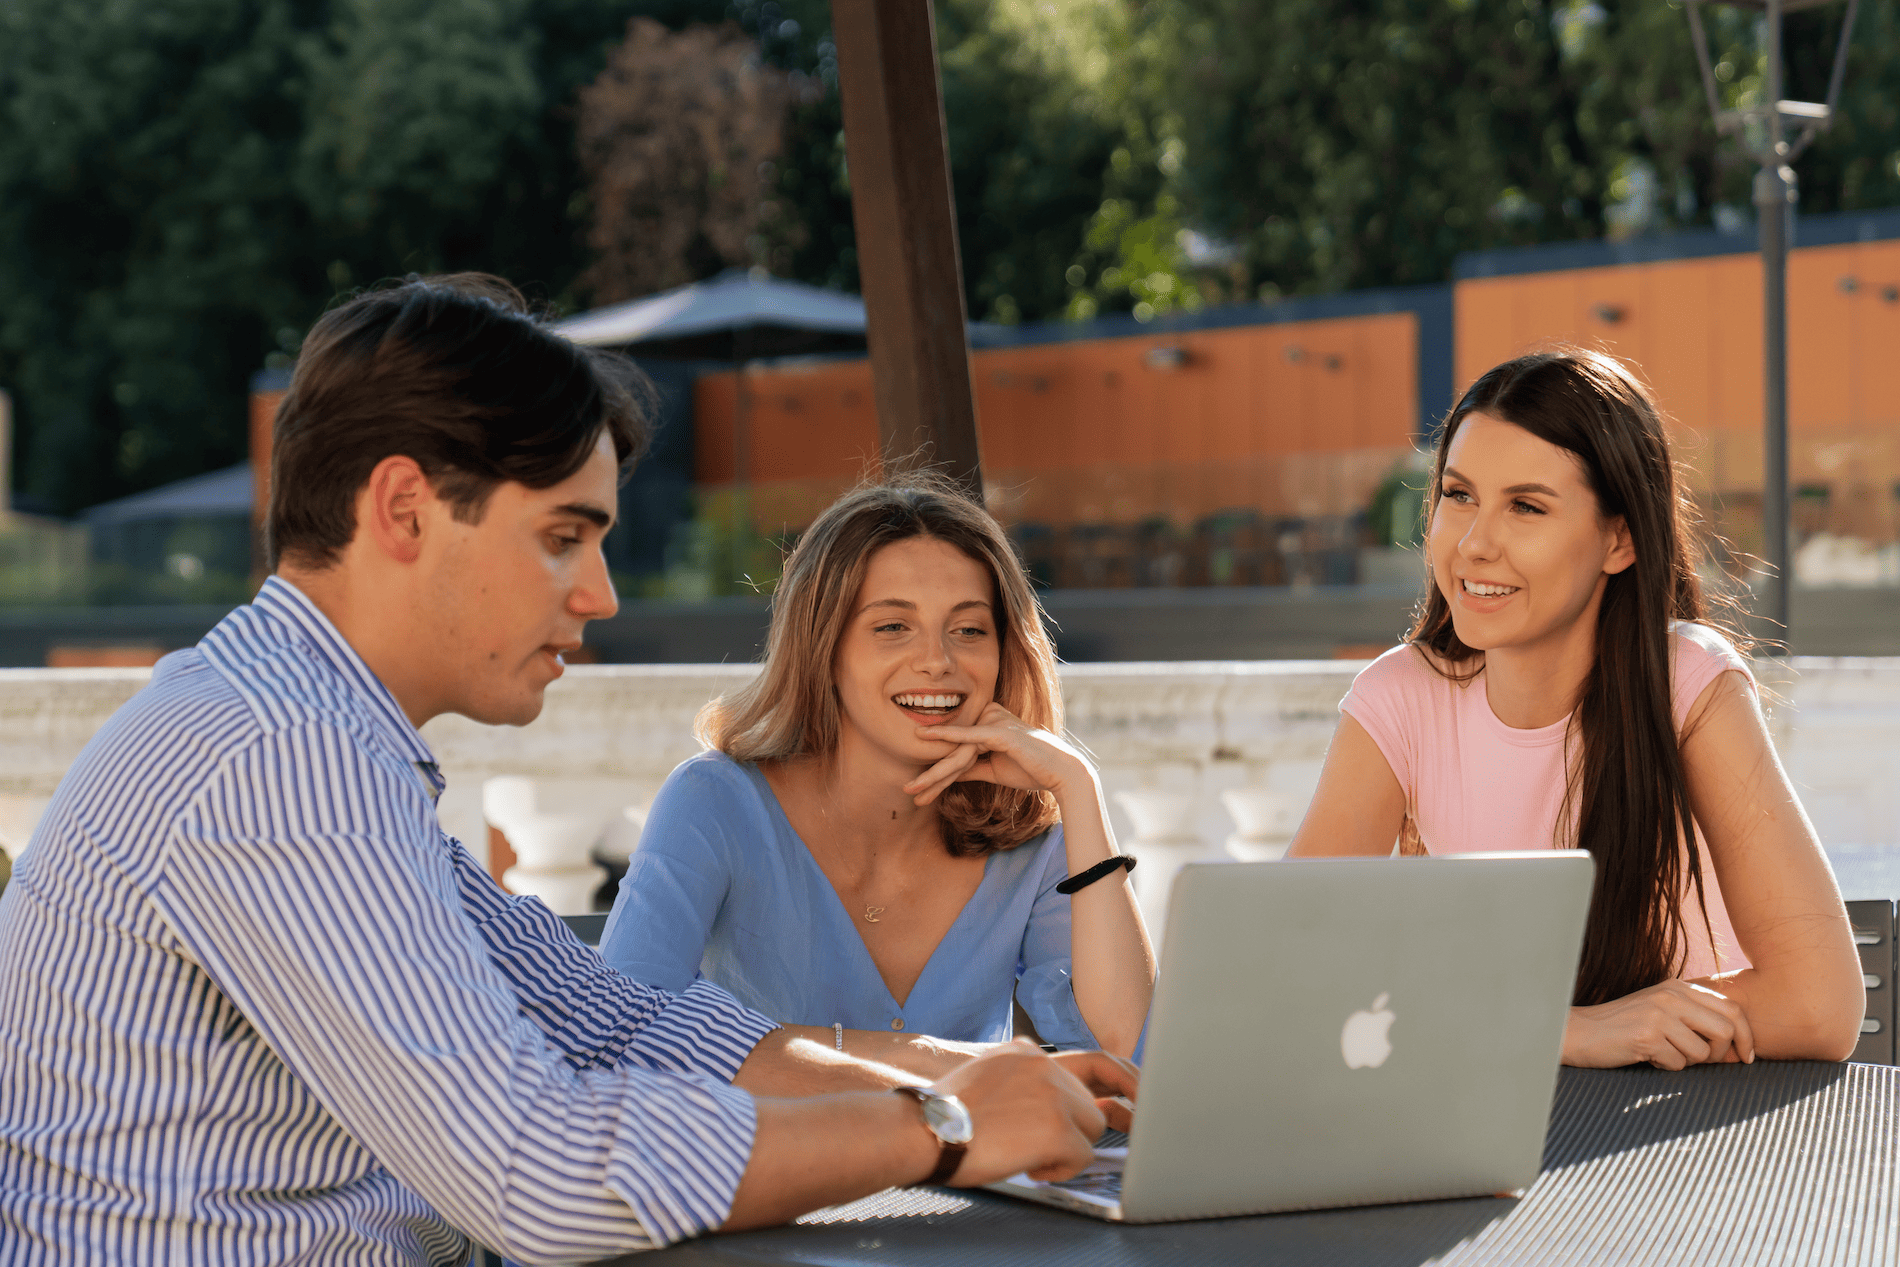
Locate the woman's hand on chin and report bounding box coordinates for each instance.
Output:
[1562,979,1756,1070]
[903,703,1094,807]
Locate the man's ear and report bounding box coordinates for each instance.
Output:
[1602,515,1636,576]
[359,456,436,565]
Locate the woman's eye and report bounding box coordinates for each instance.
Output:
[873,622,906,634]
[1512,499,1546,515]
[955,626,989,639]
[1443,488,1472,504]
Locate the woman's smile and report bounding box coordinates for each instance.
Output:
[893,691,966,722]
[1455,576,1522,614]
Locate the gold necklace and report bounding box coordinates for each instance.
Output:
[864,906,886,923]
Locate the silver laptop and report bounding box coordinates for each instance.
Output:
[991,850,1594,1222]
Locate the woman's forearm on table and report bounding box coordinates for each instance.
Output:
[1696,964,1862,1062]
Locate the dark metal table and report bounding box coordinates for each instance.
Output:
[630,1062,1897,1266]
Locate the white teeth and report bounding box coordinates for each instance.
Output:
[895,693,963,709]
[1464,580,1519,598]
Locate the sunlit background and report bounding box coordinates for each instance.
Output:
[1,0,1897,663]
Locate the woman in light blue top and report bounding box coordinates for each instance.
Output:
[601,478,1154,1067]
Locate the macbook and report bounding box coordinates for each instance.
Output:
[991,851,1594,1222]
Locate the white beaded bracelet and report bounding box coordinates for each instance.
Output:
[833,1022,845,1052]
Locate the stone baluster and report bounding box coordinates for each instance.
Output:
[482,777,642,916]
[0,794,50,865]
[1220,789,1297,861]
[598,804,647,871]
[1111,790,1208,958]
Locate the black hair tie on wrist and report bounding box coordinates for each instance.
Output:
[1056,855,1137,895]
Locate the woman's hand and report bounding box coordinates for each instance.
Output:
[1563,979,1756,1070]
[902,703,1092,807]
[907,705,1153,1060]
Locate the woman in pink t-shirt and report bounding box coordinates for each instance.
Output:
[1290,349,1862,1070]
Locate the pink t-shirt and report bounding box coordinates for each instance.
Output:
[1340,622,1753,980]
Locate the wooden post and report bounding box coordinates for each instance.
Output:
[830,0,984,501]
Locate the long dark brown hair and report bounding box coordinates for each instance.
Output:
[698,475,1062,857]
[1411,349,1742,1005]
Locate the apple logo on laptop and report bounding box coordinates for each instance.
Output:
[1341,993,1395,1069]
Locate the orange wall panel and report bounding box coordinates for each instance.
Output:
[695,310,1413,528]
[1454,278,1518,390]
[694,361,878,485]
[1861,244,1900,427]
[1458,253,1771,435]
[1706,256,1762,432]
[1450,236,1900,526]
[1640,260,1717,431]
[1789,243,1858,428]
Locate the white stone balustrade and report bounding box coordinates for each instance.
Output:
[1220,789,1299,861]
[0,657,1896,902]
[481,777,649,916]
[1110,790,1213,953]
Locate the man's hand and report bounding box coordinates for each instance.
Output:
[1050,1049,1139,1133]
[1563,979,1757,1070]
[725,1041,1139,1229]
[932,1041,1138,1185]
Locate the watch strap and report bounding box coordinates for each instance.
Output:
[922,1140,967,1187]
[893,1086,968,1186]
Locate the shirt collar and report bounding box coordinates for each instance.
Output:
[250,576,440,775]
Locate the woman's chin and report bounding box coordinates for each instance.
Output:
[1448,612,1506,652]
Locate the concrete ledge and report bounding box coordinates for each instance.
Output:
[0,657,1893,866]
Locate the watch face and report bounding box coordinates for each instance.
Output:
[922,1094,975,1146]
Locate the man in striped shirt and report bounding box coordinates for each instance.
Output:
[0,276,1135,1264]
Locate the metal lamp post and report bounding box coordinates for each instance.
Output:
[1683,0,1857,648]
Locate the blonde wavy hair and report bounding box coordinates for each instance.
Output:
[697,475,1062,857]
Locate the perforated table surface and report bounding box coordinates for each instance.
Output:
[617,1062,1897,1266]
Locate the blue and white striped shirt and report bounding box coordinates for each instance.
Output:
[0,577,779,1264]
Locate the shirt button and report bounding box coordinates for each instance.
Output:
[891,1018,905,1031]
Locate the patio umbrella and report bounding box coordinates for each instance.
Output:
[554,269,870,361]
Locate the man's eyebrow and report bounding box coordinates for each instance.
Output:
[551,501,613,529]
[1441,467,1563,498]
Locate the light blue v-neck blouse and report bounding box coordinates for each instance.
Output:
[599,751,1097,1048]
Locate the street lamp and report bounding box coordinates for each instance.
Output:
[1682,0,1858,650]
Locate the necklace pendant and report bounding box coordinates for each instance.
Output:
[864,906,885,923]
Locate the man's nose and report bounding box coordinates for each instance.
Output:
[570,544,619,622]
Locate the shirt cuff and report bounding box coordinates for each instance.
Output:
[620,979,780,1083]
[604,1070,760,1245]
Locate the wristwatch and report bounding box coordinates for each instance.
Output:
[893,1085,974,1186]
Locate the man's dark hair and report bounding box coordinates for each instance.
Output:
[267,273,653,570]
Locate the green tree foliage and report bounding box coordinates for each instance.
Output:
[0,0,638,516]
[1148,0,1899,300]
[574,18,814,302]
[3,0,1896,521]
[0,0,1133,516]
[749,0,1131,324]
